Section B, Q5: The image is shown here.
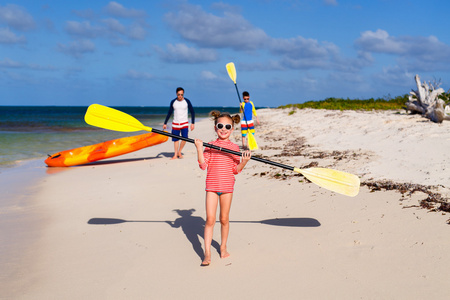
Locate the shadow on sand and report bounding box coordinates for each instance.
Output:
[81,152,172,166]
[88,210,320,260]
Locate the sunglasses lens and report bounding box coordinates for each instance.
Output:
[217,123,223,129]
[225,124,232,130]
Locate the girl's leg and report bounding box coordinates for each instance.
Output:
[219,193,233,258]
[202,192,218,265]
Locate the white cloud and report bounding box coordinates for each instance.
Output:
[355,29,404,54]
[57,39,96,58]
[65,21,104,38]
[155,43,218,64]
[0,58,56,71]
[165,3,269,51]
[372,65,414,87]
[127,23,146,40]
[64,3,149,47]
[355,29,450,71]
[72,9,96,20]
[124,69,153,80]
[210,2,241,14]
[163,3,370,72]
[0,4,35,31]
[104,2,147,19]
[109,37,129,46]
[270,36,338,60]
[0,27,26,44]
[265,36,373,72]
[200,70,217,80]
[0,58,22,68]
[65,18,147,43]
[324,0,338,6]
[239,60,285,71]
[102,18,126,34]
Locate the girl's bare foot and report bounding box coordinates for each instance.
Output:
[220,246,230,259]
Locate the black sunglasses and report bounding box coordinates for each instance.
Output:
[216,123,232,130]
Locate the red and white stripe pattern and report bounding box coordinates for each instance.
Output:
[240,120,255,134]
[172,121,189,130]
[199,139,241,193]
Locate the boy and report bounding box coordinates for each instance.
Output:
[240,91,260,149]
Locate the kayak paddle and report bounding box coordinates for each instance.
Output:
[226,62,259,151]
[84,104,360,197]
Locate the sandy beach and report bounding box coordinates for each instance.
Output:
[1,108,449,299]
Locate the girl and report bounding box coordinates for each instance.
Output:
[194,111,251,267]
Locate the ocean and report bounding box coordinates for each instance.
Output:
[0,106,240,169]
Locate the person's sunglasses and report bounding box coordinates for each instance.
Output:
[216,123,232,130]
[177,93,184,96]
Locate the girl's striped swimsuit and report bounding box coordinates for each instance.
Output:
[199,139,241,193]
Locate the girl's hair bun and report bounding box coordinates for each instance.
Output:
[209,110,241,124]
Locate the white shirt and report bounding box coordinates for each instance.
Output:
[172,99,188,123]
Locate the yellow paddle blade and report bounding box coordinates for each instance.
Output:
[85,104,152,132]
[294,167,360,197]
[226,62,237,84]
[247,133,258,150]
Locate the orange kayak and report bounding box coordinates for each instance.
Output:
[45,132,168,167]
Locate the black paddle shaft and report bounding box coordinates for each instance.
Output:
[151,128,294,171]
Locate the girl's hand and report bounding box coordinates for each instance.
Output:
[236,150,251,173]
[242,150,251,162]
[194,139,203,149]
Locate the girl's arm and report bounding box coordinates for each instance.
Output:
[194,139,205,164]
[235,150,251,173]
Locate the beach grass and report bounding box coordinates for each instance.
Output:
[279,94,409,111]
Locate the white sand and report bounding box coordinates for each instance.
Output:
[2,108,449,299]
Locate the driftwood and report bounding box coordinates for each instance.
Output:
[406,74,450,123]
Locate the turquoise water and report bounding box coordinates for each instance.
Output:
[0,106,240,169]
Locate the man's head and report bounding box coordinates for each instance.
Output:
[243,91,250,102]
[176,87,184,101]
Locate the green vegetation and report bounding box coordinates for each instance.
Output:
[279,95,409,111]
[438,90,450,105]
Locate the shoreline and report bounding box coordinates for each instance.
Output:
[1,108,449,299]
[0,159,50,295]
[1,104,229,169]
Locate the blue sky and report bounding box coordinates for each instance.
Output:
[1,0,450,107]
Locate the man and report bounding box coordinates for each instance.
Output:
[163,87,195,159]
[240,91,260,149]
